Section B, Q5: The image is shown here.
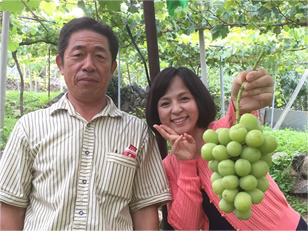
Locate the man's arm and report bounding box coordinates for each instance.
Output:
[131,204,159,230]
[0,202,26,230]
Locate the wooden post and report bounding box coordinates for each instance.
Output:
[143,0,160,81]
[143,1,173,230]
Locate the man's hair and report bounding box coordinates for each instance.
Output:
[146,67,217,137]
[57,17,118,63]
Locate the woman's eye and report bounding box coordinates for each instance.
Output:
[160,102,169,107]
[181,96,189,101]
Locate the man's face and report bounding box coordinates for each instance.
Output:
[56,30,117,103]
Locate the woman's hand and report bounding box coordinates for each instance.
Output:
[231,68,274,114]
[153,124,197,160]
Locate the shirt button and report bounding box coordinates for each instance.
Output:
[82,180,87,184]
[85,151,90,155]
[87,124,90,127]
[79,211,84,215]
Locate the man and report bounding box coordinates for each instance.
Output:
[0,17,171,230]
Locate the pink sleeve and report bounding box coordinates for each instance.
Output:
[164,159,204,230]
[208,100,258,130]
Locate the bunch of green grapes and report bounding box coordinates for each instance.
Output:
[201,113,277,220]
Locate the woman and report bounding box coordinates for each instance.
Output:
[146,67,307,230]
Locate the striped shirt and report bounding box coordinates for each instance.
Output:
[0,94,171,231]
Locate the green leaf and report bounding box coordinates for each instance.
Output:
[273,26,281,35]
[8,38,19,52]
[211,24,229,40]
[41,1,57,16]
[99,1,122,11]
[26,0,40,10]
[184,23,195,35]
[283,25,290,32]
[166,0,189,19]
[257,6,271,18]
[77,0,87,13]
[63,5,70,13]
[238,14,246,25]
[271,5,279,18]
[1,0,24,12]
[246,24,256,30]
[224,1,233,12]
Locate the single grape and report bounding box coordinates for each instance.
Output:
[235,158,251,177]
[258,134,277,154]
[239,113,259,131]
[212,145,228,161]
[219,198,235,213]
[211,172,223,183]
[215,128,224,135]
[246,188,264,204]
[250,160,268,178]
[226,141,242,157]
[235,208,251,220]
[212,178,225,195]
[240,146,261,163]
[256,176,269,192]
[222,188,239,203]
[221,175,239,189]
[201,143,217,161]
[239,175,258,191]
[234,192,252,211]
[208,159,220,172]
[245,130,264,148]
[256,125,263,133]
[202,129,219,144]
[259,152,272,167]
[229,124,247,144]
[218,128,232,145]
[218,159,235,176]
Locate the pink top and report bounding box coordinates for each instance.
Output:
[163,103,300,231]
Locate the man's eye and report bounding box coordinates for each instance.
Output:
[96,54,106,60]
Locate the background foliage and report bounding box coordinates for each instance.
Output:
[0,0,307,113]
[0,0,307,219]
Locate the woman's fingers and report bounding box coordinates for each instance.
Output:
[153,124,180,143]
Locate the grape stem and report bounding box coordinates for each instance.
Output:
[236,50,265,124]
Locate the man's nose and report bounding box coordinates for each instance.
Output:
[82,54,96,71]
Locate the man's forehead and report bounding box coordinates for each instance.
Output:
[67,31,109,50]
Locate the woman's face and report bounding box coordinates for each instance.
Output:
[157,76,199,135]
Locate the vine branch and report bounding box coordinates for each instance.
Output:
[236,50,265,124]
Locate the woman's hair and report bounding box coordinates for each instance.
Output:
[146,67,217,137]
[57,17,118,64]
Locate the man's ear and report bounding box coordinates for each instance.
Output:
[56,55,64,75]
[111,60,117,74]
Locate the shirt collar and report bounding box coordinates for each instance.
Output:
[50,92,123,118]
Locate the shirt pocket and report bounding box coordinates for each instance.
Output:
[100,152,136,199]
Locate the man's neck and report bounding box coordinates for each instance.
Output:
[67,94,107,122]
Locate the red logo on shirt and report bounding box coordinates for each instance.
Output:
[123,145,137,159]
